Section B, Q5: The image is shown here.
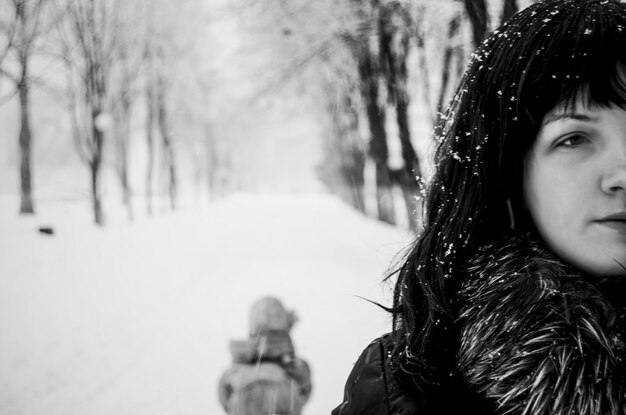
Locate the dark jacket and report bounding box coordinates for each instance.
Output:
[333,235,626,415]
[332,334,495,415]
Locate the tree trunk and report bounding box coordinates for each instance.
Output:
[380,4,420,231]
[435,13,462,126]
[145,80,155,215]
[464,0,489,49]
[344,164,366,213]
[115,93,133,221]
[358,50,395,225]
[156,76,177,211]
[500,0,518,24]
[119,138,132,221]
[90,162,103,226]
[414,14,436,126]
[342,95,366,214]
[18,60,34,214]
[395,96,420,231]
[205,123,225,201]
[90,126,104,226]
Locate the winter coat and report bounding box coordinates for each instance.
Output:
[333,234,626,415]
[219,330,312,415]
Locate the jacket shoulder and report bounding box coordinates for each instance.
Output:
[332,335,424,415]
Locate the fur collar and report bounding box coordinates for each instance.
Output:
[457,234,626,415]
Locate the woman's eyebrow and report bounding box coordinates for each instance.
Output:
[541,112,598,126]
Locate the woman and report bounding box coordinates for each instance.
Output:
[333,0,626,414]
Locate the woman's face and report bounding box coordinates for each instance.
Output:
[524,101,626,278]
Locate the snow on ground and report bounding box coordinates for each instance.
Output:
[0,193,412,415]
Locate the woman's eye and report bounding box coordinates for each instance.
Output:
[555,134,588,148]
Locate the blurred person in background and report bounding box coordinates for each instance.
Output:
[219,296,311,415]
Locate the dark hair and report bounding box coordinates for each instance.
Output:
[390,0,626,389]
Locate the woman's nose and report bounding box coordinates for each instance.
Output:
[601,152,626,194]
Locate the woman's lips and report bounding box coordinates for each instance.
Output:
[596,213,626,234]
[600,220,626,232]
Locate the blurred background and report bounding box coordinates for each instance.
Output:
[0,0,535,229]
[0,0,534,414]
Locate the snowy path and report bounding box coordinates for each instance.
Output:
[0,193,410,415]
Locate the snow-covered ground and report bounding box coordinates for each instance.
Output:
[0,193,411,415]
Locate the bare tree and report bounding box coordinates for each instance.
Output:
[108,3,145,221]
[339,0,396,225]
[154,54,177,211]
[110,53,134,220]
[227,0,519,230]
[0,0,52,215]
[379,0,421,230]
[139,0,207,212]
[144,43,156,215]
[58,0,124,225]
[355,36,395,225]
